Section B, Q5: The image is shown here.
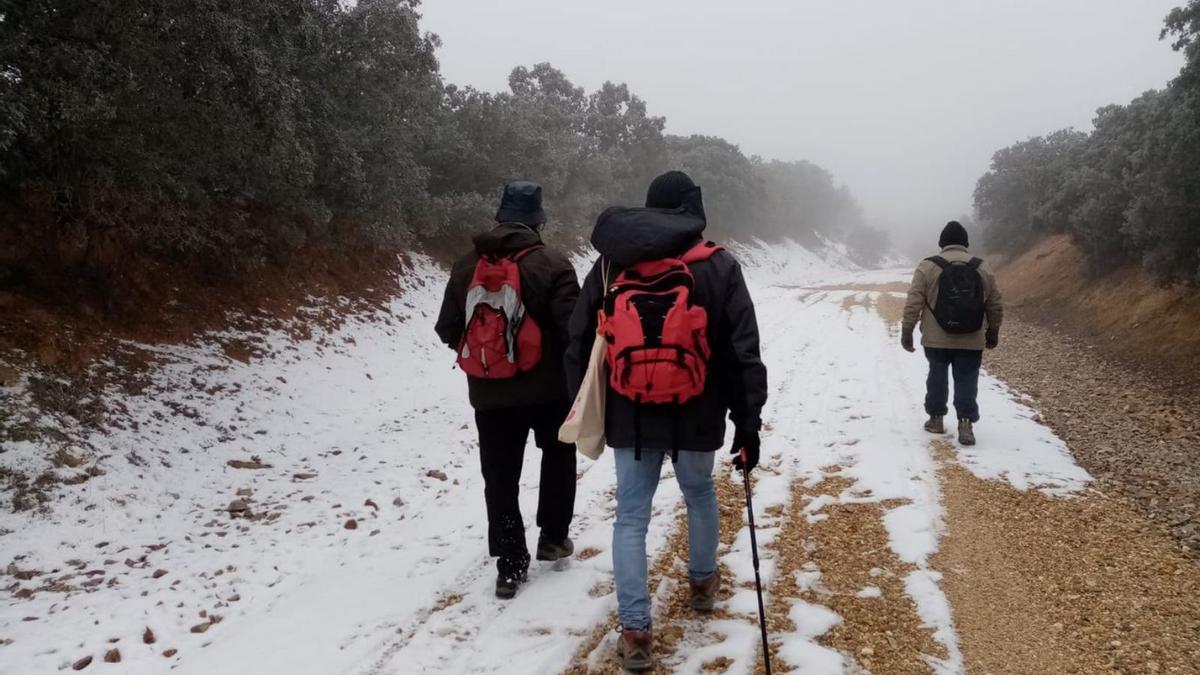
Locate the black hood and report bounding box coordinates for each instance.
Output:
[473,222,543,255]
[591,205,706,266]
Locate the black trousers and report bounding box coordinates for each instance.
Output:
[924,347,983,423]
[474,400,576,578]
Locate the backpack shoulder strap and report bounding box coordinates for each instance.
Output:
[925,255,949,269]
[680,240,723,264]
[967,257,983,269]
[508,245,544,262]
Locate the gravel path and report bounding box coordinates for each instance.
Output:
[762,472,943,675]
[934,439,1200,673]
[986,318,1200,553]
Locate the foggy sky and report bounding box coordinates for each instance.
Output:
[420,0,1185,247]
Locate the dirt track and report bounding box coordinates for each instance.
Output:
[986,317,1200,553]
[565,289,1200,675]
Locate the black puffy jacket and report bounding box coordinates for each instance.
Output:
[436,223,580,411]
[565,207,767,453]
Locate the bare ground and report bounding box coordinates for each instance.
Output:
[986,318,1200,553]
[934,438,1200,674]
[760,471,943,674]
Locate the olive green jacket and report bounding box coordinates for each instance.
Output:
[901,245,1004,350]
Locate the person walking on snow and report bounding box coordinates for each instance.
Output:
[901,221,1004,446]
[565,171,768,672]
[435,180,580,599]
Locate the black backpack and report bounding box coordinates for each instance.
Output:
[926,256,986,334]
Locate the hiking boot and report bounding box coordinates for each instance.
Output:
[688,572,720,611]
[495,570,527,600]
[536,535,574,562]
[616,628,653,672]
[924,415,945,434]
[958,419,976,446]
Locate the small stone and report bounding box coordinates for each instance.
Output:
[392,497,405,507]
[104,648,121,663]
[859,646,874,657]
[72,655,93,670]
[143,627,156,644]
[344,519,358,530]
[0,365,19,386]
[236,488,252,497]
[152,569,168,579]
[364,499,379,511]
[426,469,448,481]
[226,457,271,470]
[162,648,178,658]
[53,449,85,468]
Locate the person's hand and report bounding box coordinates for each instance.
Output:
[985,328,999,350]
[731,427,761,472]
[901,331,915,353]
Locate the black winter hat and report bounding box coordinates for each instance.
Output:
[645,170,707,221]
[939,220,969,248]
[495,180,546,226]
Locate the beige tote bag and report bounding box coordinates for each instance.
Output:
[559,262,610,460]
[559,332,607,460]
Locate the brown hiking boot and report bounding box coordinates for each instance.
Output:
[689,572,720,611]
[616,628,653,671]
[958,419,976,446]
[923,415,945,434]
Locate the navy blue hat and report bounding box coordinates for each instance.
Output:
[939,221,969,248]
[495,180,546,226]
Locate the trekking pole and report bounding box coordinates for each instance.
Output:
[740,449,772,675]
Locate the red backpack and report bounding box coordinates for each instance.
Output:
[456,247,543,379]
[602,241,721,404]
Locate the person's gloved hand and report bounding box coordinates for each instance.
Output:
[901,331,915,353]
[731,427,761,472]
[985,328,999,350]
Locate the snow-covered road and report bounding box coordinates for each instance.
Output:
[0,243,1091,674]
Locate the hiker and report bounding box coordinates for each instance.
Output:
[435,180,580,599]
[901,220,1004,446]
[565,171,768,671]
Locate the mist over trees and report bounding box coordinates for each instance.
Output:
[0,0,883,304]
[974,1,1200,285]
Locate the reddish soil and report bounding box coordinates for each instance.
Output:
[995,234,1200,384]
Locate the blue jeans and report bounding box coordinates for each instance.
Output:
[613,448,718,630]
[924,347,983,422]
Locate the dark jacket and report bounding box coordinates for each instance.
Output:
[436,223,580,411]
[565,207,768,453]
